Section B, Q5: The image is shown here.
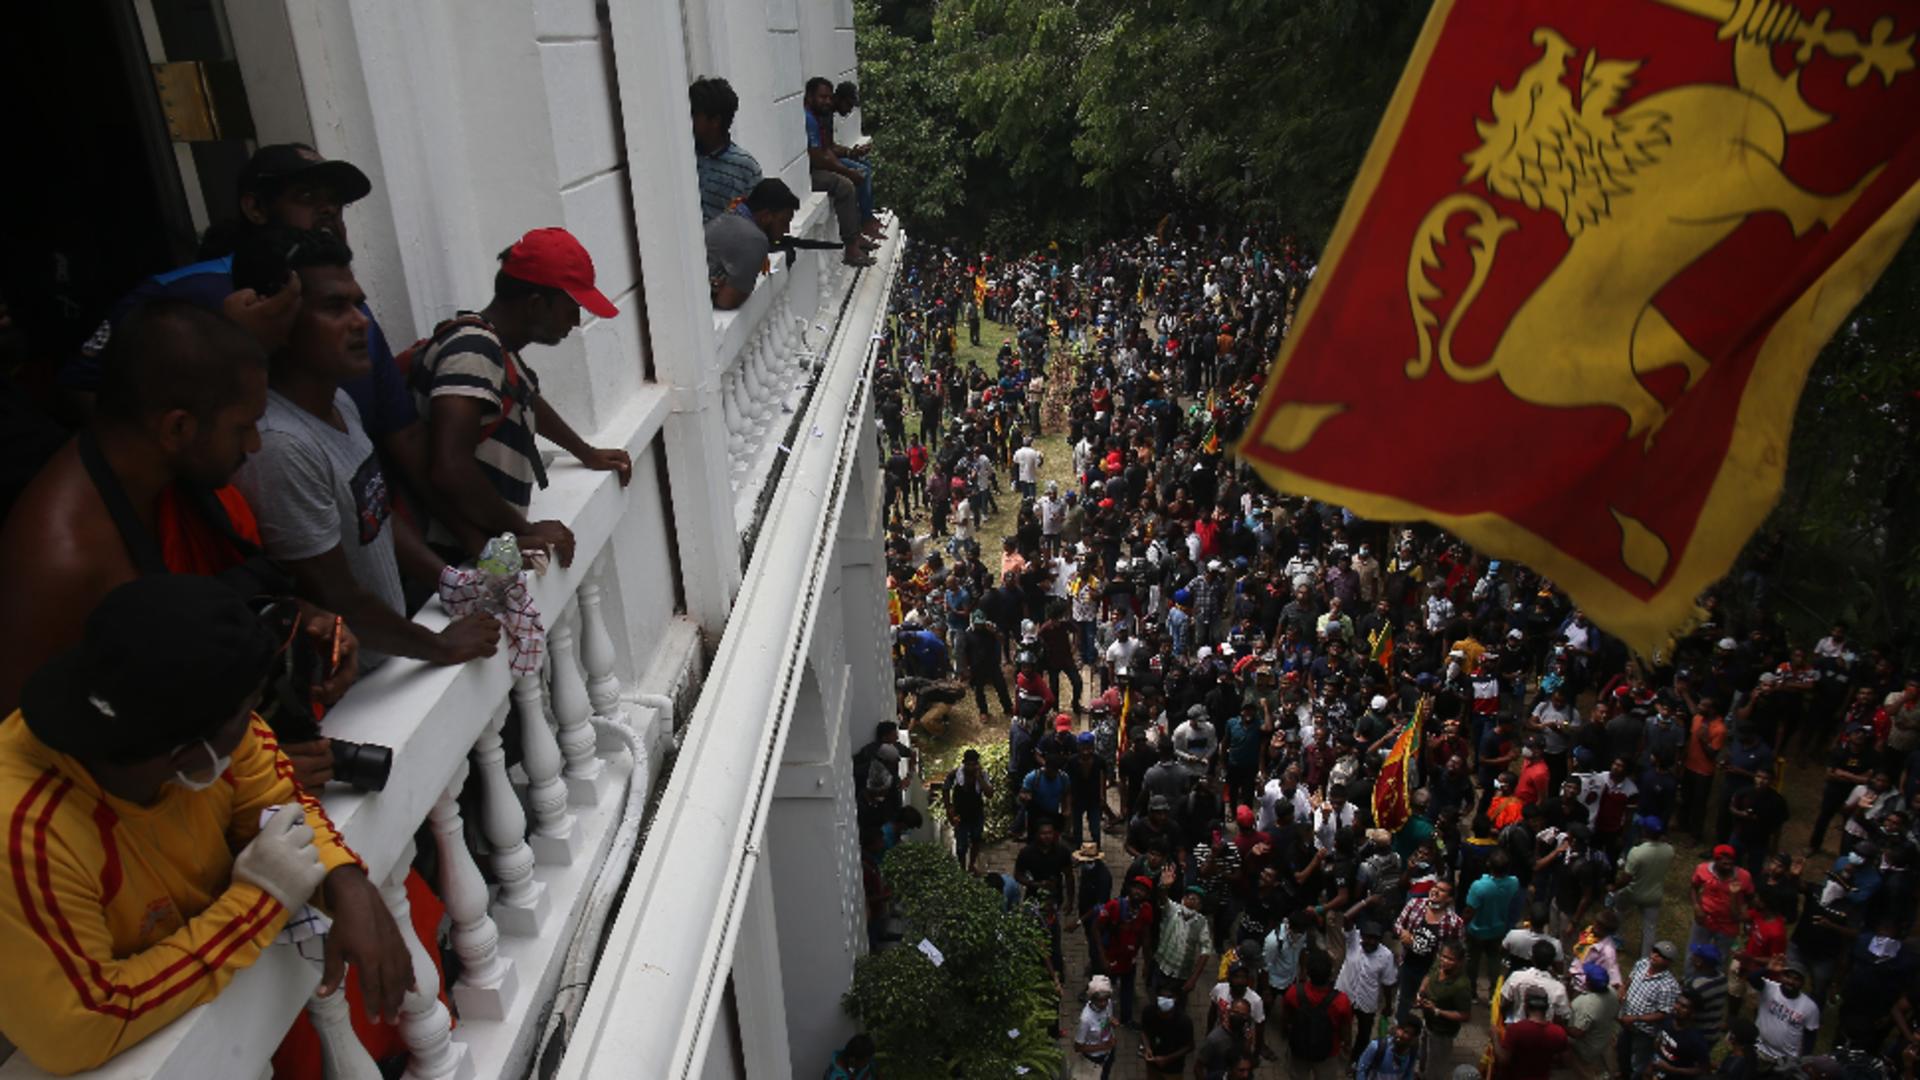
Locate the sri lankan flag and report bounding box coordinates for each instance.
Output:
[1369,622,1395,679]
[1236,0,1920,657]
[1373,699,1426,832]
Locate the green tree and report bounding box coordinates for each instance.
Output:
[1763,242,1920,657]
[842,842,1062,1079]
[852,0,970,234]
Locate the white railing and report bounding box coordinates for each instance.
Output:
[0,385,696,1080]
[713,193,872,540]
[553,225,904,1079]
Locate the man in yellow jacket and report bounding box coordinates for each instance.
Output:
[0,575,411,1074]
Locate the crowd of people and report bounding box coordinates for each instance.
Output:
[0,140,636,1073]
[869,229,1920,1080]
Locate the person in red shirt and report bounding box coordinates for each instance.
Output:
[1092,875,1157,1025]
[1281,950,1353,1077]
[1689,844,1753,958]
[904,437,928,510]
[1515,741,1552,806]
[1496,987,1570,1079]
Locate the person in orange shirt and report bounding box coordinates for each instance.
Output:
[1682,699,1729,839]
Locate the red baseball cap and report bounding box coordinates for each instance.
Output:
[499,228,618,318]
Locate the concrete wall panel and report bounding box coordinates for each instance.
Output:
[541,40,622,188]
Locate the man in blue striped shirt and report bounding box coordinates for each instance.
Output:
[690,77,763,223]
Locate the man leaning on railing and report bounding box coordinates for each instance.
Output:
[0,576,412,1074]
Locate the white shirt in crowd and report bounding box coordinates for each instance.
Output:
[1257,779,1314,834]
[1013,445,1045,483]
[1754,979,1819,1061]
[1074,998,1115,1053]
[1037,495,1066,534]
[1210,982,1266,1025]
[1172,719,1216,766]
[1313,801,1358,852]
[1334,926,1398,1014]
[1051,556,1078,599]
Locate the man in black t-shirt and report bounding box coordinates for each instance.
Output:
[1728,767,1789,874]
[1810,727,1874,853]
[943,748,993,872]
[1015,817,1075,909]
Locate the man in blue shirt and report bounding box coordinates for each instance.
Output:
[895,624,950,678]
[803,77,878,268]
[1022,755,1072,823]
[1465,852,1522,1000]
[66,144,428,499]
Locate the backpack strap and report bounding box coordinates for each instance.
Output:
[77,430,168,577]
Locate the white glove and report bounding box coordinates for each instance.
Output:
[233,803,327,909]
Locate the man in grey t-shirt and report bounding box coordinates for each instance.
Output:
[234,227,500,670]
[705,178,800,310]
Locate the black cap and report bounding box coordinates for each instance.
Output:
[238,143,373,205]
[21,576,279,761]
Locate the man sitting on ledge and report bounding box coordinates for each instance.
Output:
[0,575,413,1074]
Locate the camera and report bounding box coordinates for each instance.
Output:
[327,738,393,792]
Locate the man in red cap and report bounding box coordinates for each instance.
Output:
[1688,843,1753,961]
[411,228,632,565]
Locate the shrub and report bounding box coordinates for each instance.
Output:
[842,842,1063,1078]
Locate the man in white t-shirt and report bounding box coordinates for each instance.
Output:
[1335,921,1399,1058]
[1257,768,1313,834]
[1011,437,1045,499]
[1753,962,1819,1063]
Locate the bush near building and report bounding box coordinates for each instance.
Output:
[842,841,1062,1078]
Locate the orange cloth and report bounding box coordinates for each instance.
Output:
[155,485,259,575]
[271,870,448,1080]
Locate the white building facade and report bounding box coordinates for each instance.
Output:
[0,1,897,1078]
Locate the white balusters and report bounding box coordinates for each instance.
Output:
[381,844,473,1080]
[306,983,381,1080]
[548,617,607,805]
[514,668,583,865]
[472,698,551,934]
[743,327,773,430]
[721,369,748,460]
[578,574,628,726]
[431,764,519,1020]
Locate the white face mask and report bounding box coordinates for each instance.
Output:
[171,740,232,793]
[1156,996,1177,1013]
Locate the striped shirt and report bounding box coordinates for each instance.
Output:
[412,318,545,528]
[1686,971,1729,1042]
[697,140,763,222]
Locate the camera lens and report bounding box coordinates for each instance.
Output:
[329,738,393,792]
